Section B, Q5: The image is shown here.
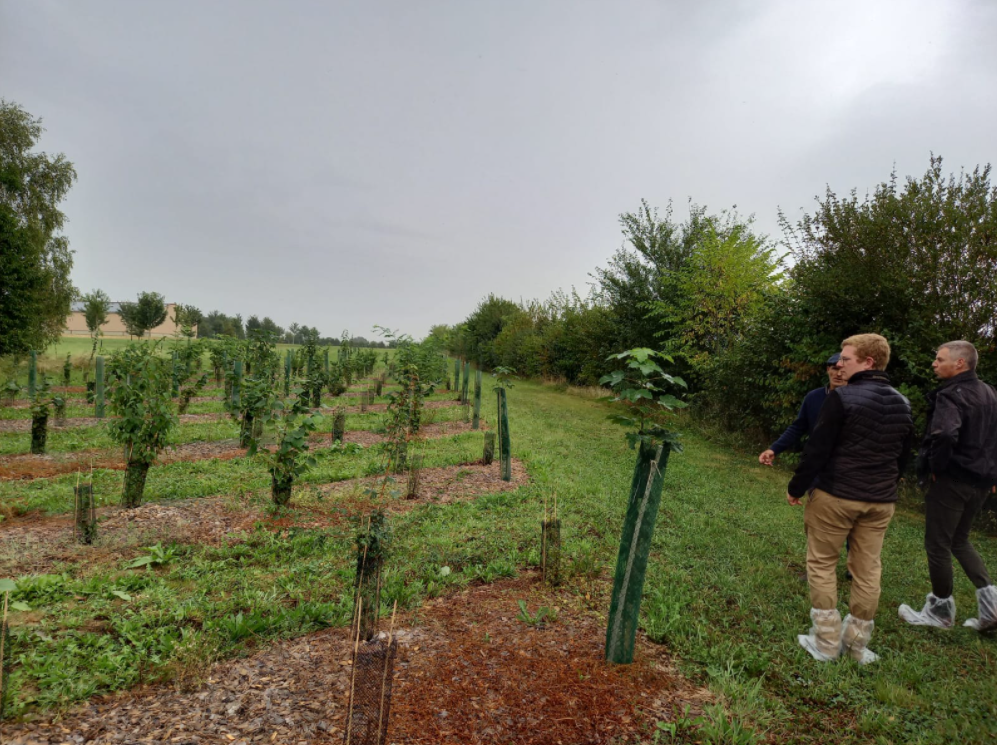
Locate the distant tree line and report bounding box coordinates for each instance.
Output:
[440,156,997,443]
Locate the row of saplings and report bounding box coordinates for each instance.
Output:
[66,334,480,547]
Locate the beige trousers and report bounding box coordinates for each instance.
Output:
[804,488,895,621]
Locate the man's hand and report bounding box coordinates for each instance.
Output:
[786,492,802,506]
[759,449,776,466]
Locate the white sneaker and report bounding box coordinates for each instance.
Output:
[899,593,955,628]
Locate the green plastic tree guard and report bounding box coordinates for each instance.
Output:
[454,359,461,398]
[605,441,671,664]
[499,388,511,481]
[461,361,470,404]
[232,360,243,410]
[28,350,37,399]
[324,348,330,374]
[171,351,179,397]
[284,350,291,396]
[472,370,482,430]
[94,357,105,418]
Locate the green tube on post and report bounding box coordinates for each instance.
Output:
[324,348,330,374]
[605,442,671,664]
[94,356,105,418]
[284,350,291,396]
[499,388,511,481]
[472,370,482,429]
[461,361,470,404]
[171,351,179,397]
[454,359,461,397]
[232,360,243,410]
[28,350,37,399]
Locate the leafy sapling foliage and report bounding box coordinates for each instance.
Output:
[247,391,323,506]
[29,377,64,454]
[106,343,178,508]
[599,348,687,451]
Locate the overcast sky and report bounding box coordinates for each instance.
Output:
[3,0,995,339]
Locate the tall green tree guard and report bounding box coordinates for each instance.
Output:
[600,349,687,664]
[94,356,105,418]
[27,350,37,398]
[0,101,78,357]
[461,361,470,405]
[454,359,461,397]
[472,370,482,429]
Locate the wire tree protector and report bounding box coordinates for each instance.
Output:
[601,348,687,664]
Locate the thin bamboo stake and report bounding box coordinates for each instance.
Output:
[74,470,81,543]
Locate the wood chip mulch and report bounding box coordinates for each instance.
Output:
[1,573,710,745]
[0,457,521,578]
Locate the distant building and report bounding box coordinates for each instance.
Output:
[64,302,190,338]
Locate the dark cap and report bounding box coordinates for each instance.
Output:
[826,353,841,366]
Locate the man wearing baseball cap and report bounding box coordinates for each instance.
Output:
[759,353,846,467]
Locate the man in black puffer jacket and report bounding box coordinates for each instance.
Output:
[786,333,915,664]
[899,341,997,632]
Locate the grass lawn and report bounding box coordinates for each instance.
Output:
[1,379,994,743]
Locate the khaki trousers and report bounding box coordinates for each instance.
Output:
[804,489,895,621]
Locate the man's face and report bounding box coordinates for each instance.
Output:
[932,347,963,380]
[837,345,874,381]
[827,364,846,389]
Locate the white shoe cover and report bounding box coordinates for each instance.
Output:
[798,608,841,661]
[963,586,997,632]
[899,593,955,628]
[841,614,879,665]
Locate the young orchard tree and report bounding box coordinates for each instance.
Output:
[106,343,177,508]
[118,292,168,339]
[600,348,687,664]
[247,392,323,506]
[28,377,64,454]
[235,331,281,446]
[171,304,203,340]
[173,339,209,414]
[80,289,112,370]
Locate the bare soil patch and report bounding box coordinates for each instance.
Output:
[2,573,708,745]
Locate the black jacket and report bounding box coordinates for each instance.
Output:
[788,370,915,502]
[917,371,997,489]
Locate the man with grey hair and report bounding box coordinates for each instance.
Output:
[899,341,997,632]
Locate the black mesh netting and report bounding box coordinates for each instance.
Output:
[344,637,398,745]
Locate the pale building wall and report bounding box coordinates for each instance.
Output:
[63,303,191,338]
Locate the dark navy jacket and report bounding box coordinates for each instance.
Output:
[788,370,915,501]
[770,386,829,455]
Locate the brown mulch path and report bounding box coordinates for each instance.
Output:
[2,573,709,745]
[0,456,518,577]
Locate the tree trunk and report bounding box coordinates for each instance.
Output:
[122,460,151,508]
[30,412,48,454]
[271,472,293,506]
